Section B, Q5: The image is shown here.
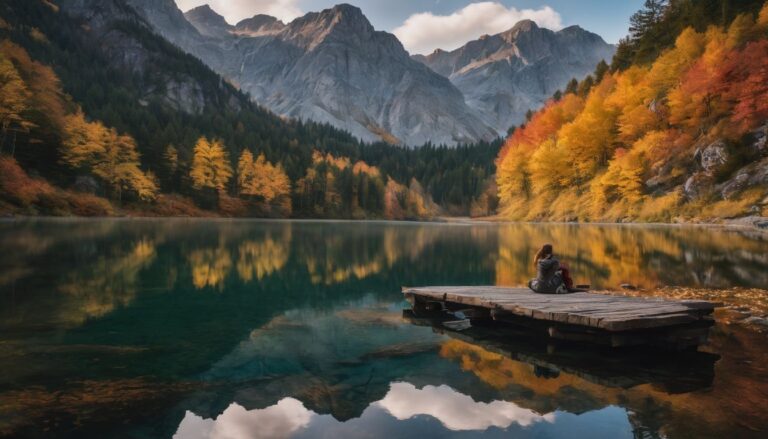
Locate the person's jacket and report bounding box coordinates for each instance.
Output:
[528,256,567,294]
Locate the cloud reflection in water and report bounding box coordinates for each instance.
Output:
[376,382,555,430]
[175,398,311,439]
[174,382,555,438]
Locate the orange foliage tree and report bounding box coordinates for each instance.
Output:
[495,3,768,222]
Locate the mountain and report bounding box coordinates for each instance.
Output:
[494,1,768,226]
[234,15,286,36]
[125,2,498,146]
[415,20,616,133]
[1,0,499,218]
[184,4,233,39]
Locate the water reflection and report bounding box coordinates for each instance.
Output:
[175,382,562,439]
[1,219,767,438]
[378,382,555,429]
[493,223,768,288]
[176,399,312,439]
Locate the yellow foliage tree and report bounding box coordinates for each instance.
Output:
[528,139,571,194]
[237,149,291,203]
[645,27,706,92]
[61,111,157,201]
[237,149,256,193]
[190,137,232,191]
[605,66,661,143]
[726,13,757,49]
[759,3,768,31]
[558,76,619,180]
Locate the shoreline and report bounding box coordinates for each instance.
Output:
[438,215,768,233]
[2,214,768,233]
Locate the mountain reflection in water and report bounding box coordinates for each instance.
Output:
[0,219,767,439]
[174,383,565,439]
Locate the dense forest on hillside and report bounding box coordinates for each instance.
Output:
[495,0,768,224]
[612,0,766,70]
[0,0,499,219]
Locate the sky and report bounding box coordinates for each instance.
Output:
[174,0,644,54]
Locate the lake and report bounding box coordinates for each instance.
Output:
[1,219,767,438]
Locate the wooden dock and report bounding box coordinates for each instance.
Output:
[402,286,718,349]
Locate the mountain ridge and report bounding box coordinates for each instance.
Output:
[122,1,613,145]
[414,19,615,133]
[126,1,499,146]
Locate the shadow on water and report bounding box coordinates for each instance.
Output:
[0,219,766,438]
[402,310,720,394]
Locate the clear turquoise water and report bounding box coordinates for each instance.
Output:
[0,219,766,438]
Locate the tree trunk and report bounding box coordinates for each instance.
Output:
[11,130,17,158]
[0,124,7,155]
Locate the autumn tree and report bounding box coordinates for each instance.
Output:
[529,139,571,194]
[61,111,157,201]
[237,149,256,194]
[558,76,619,179]
[0,54,31,156]
[759,2,768,30]
[190,137,232,191]
[238,149,291,203]
[722,40,768,131]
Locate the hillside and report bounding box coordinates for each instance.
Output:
[495,1,768,227]
[0,0,498,218]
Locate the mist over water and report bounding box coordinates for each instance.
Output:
[1,219,767,438]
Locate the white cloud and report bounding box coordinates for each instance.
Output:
[393,2,563,55]
[174,399,312,439]
[376,382,556,430]
[173,383,556,438]
[175,0,302,24]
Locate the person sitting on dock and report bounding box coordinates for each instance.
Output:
[528,244,574,294]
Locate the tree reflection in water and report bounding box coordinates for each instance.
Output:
[0,219,767,438]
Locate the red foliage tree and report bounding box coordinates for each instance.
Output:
[722,40,768,131]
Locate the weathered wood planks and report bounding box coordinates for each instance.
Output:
[402,286,717,332]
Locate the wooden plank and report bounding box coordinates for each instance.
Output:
[600,313,700,331]
[403,286,715,332]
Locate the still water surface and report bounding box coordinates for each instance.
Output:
[0,219,767,438]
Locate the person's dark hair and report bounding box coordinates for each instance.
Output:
[533,244,553,266]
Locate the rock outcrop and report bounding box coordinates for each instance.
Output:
[58,0,225,115]
[414,20,616,134]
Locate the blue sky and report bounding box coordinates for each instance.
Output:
[176,1,644,53]
[300,1,644,43]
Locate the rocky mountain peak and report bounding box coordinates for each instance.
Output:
[514,19,539,30]
[327,3,367,21]
[184,4,232,38]
[280,3,376,50]
[310,3,372,33]
[235,14,285,35]
[414,18,615,136]
[499,19,545,42]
